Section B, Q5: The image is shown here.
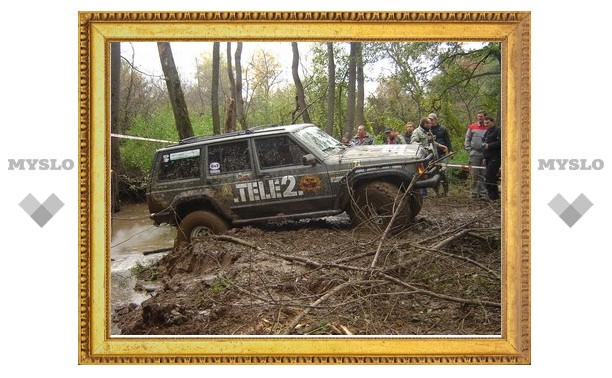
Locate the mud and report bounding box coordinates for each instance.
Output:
[111,185,502,336]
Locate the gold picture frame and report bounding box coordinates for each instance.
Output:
[78,11,530,364]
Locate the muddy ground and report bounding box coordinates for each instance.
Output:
[112,185,501,336]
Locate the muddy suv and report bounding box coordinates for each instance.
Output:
[147,123,441,243]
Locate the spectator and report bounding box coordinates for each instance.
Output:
[404,121,415,142]
[411,117,448,200]
[464,111,488,199]
[411,117,448,154]
[428,113,452,196]
[482,116,501,200]
[341,133,351,145]
[428,113,453,154]
[350,125,374,146]
[384,126,406,144]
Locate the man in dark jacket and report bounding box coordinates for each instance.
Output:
[482,116,502,200]
[428,113,452,196]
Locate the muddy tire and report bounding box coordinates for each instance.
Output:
[176,211,229,245]
[348,181,413,233]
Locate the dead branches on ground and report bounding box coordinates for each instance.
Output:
[210,222,501,335]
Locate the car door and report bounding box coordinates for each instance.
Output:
[252,135,334,217]
[205,139,261,218]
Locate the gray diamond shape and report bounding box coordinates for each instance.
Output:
[559,205,582,228]
[571,193,593,215]
[30,206,53,227]
[42,193,64,215]
[19,193,41,215]
[548,194,569,216]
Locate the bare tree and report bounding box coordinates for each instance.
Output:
[291,42,311,124]
[326,42,336,136]
[225,42,237,132]
[211,42,221,134]
[234,42,246,129]
[110,42,123,213]
[344,42,358,138]
[356,42,365,127]
[157,42,194,140]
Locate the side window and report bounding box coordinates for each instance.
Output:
[255,136,307,169]
[157,149,201,181]
[207,140,251,174]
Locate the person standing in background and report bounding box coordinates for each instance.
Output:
[482,116,501,200]
[464,111,488,199]
[384,126,406,144]
[350,125,374,146]
[404,121,415,143]
[428,113,452,196]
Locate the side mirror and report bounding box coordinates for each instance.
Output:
[302,154,317,166]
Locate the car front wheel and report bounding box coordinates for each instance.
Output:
[349,181,413,233]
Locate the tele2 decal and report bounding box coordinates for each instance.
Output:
[234,175,318,203]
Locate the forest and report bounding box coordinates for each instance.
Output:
[110,41,501,205]
[110,41,503,336]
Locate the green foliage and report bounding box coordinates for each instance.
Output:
[118,41,501,176]
[210,277,230,294]
[130,260,158,281]
[120,106,214,174]
[449,148,469,165]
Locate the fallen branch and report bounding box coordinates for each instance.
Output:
[283,279,374,335]
[212,234,261,250]
[379,272,501,308]
[417,209,496,245]
[143,247,173,256]
[404,242,500,280]
[371,172,420,268]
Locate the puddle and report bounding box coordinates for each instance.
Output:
[110,202,176,334]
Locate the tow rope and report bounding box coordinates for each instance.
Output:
[111,133,175,144]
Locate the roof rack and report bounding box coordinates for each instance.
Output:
[177,124,283,145]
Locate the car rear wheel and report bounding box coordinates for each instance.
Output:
[176,211,229,245]
[349,181,413,233]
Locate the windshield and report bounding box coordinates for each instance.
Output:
[295,126,344,156]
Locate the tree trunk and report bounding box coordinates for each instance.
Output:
[356,42,365,127]
[225,42,236,132]
[344,42,358,138]
[157,42,194,140]
[211,42,221,134]
[234,42,246,129]
[291,42,311,124]
[110,42,123,213]
[326,42,336,136]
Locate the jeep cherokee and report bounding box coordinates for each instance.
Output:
[146,123,441,243]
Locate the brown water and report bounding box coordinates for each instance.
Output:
[110,202,176,334]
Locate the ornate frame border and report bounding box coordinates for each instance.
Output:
[78,11,530,364]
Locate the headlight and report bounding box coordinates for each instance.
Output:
[417,163,426,174]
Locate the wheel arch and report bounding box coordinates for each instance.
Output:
[173,196,230,225]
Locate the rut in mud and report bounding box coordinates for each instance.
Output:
[112,187,501,336]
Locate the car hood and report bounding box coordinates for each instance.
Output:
[333,144,426,164]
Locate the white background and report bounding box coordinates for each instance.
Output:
[1,0,610,376]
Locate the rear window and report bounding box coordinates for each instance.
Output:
[157,148,201,181]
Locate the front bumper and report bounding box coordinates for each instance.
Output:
[413,173,442,189]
